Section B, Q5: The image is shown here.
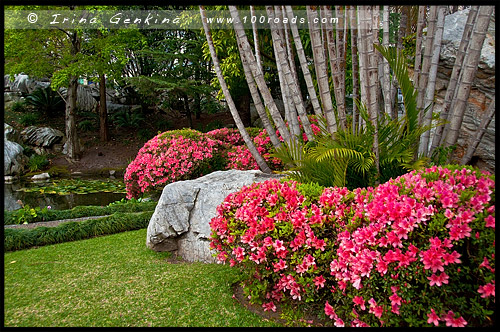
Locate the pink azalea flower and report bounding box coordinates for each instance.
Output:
[427,272,450,287]
[484,215,495,228]
[478,282,495,298]
[427,308,440,326]
[262,301,276,312]
[443,311,468,327]
[353,296,366,310]
[389,292,402,306]
[313,275,326,289]
[324,301,337,319]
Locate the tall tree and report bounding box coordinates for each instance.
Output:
[228,5,293,145]
[307,6,337,134]
[322,6,347,130]
[357,5,380,180]
[348,6,360,133]
[267,6,314,141]
[419,6,446,156]
[200,6,271,173]
[430,6,479,155]
[285,6,323,120]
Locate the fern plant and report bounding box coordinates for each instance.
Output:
[111,110,144,129]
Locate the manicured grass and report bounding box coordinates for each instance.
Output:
[4,228,280,327]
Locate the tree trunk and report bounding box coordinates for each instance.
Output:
[358,5,380,180]
[200,6,271,173]
[335,6,348,128]
[99,73,109,142]
[307,6,337,134]
[413,6,426,87]
[322,6,347,131]
[249,6,262,72]
[285,6,323,120]
[416,6,438,125]
[419,6,446,156]
[461,99,495,165]
[65,31,81,160]
[444,6,494,154]
[431,6,479,154]
[278,6,301,139]
[235,33,282,149]
[349,6,360,134]
[229,6,293,145]
[381,6,394,119]
[267,6,314,142]
[65,75,80,160]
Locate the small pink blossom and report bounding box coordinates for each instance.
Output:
[443,310,468,327]
[478,282,495,298]
[428,272,450,287]
[262,301,276,312]
[427,308,440,326]
[353,296,366,310]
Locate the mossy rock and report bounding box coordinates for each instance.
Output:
[47,165,71,177]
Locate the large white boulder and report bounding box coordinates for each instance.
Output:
[146,169,284,263]
[4,123,27,176]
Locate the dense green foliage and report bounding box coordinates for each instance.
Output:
[4,199,157,225]
[4,211,154,251]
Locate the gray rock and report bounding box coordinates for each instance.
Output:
[4,140,27,176]
[107,103,132,114]
[441,8,495,71]
[4,175,18,183]
[21,126,64,148]
[31,172,50,181]
[146,169,284,263]
[4,123,20,143]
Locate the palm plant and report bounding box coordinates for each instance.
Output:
[24,86,64,116]
[274,45,435,189]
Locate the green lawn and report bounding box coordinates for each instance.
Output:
[3,229,280,327]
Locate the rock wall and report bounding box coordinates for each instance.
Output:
[434,8,495,173]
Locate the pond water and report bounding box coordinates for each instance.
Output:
[4,177,127,211]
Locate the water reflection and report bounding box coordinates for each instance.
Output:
[4,179,126,211]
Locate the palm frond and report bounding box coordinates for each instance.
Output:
[374,44,419,133]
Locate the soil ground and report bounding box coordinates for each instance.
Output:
[34,110,236,174]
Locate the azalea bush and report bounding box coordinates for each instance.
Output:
[125,127,283,199]
[209,165,495,327]
[124,128,224,199]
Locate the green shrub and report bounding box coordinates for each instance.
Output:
[10,100,27,113]
[4,200,157,225]
[24,86,64,116]
[4,211,154,251]
[20,113,39,126]
[27,154,49,172]
[112,109,144,128]
[77,119,96,132]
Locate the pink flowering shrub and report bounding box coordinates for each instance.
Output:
[124,129,223,199]
[125,127,282,198]
[224,129,284,171]
[209,165,495,327]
